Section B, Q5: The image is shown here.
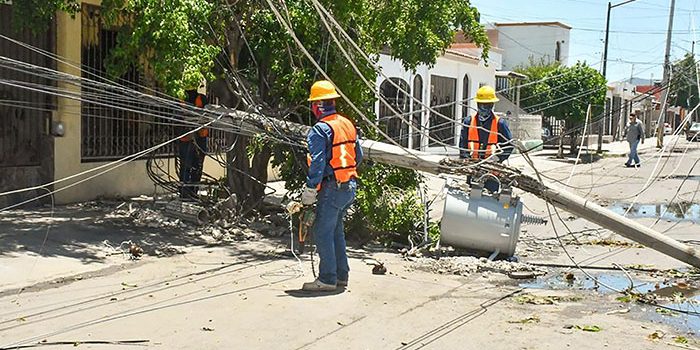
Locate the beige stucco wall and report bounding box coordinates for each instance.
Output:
[52,5,225,204]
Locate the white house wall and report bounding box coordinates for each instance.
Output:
[375,53,496,155]
[496,25,570,70]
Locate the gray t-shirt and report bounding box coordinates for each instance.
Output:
[624,119,645,143]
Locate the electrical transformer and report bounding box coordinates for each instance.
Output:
[440,179,545,257]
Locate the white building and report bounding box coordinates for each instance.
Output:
[375,45,500,154]
[491,22,571,70]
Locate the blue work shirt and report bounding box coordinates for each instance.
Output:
[306,114,364,189]
[459,113,514,162]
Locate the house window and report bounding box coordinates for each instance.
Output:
[80,4,176,161]
[412,75,423,150]
[429,75,457,146]
[378,78,410,147]
[462,74,471,119]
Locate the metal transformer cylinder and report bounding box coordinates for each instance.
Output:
[440,185,523,256]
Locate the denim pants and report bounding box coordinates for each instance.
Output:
[314,179,356,285]
[627,139,640,165]
[178,140,206,198]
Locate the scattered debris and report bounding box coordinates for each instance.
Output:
[120,282,138,288]
[129,243,143,259]
[605,308,630,315]
[507,316,540,324]
[201,326,215,332]
[674,336,689,344]
[564,272,575,281]
[648,330,666,341]
[588,239,643,248]
[412,256,547,277]
[655,307,678,316]
[372,262,387,275]
[514,293,582,305]
[564,324,602,332]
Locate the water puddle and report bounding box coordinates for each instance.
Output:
[605,202,700,222]
[519,272,655,294]
[521,272,700,333]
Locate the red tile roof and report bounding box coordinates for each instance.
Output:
[636,85,662,100]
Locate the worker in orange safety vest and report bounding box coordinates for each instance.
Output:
[299,80,363,292]
[177,87,209,200]
[459,85,514,192]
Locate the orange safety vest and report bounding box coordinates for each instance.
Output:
[307,114,358,184]
[180,94,209,141]
[467,114,500,159]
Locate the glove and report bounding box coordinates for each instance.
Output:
[301,186,317,206]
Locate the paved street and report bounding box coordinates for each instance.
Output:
[2,137,700,349]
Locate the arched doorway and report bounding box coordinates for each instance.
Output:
[379,78,410,147]
[412,75,423,150]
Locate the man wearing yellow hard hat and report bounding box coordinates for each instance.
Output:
[300,80,363,291]
[459,85,513,192]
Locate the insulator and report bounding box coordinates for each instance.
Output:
[521,214,547,226]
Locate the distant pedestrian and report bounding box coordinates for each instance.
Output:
[623,112,645,167]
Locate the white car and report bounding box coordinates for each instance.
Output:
[687,122,700,141]
[664,122,673,135]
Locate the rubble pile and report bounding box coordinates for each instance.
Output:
[412,256,547,277]
[105,202,180,228]
[101,198,292,242]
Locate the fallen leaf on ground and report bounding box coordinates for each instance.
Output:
[507,316,540,324]
[655,307,678,316]
[674,336,689,344]
[514,293,582,305]
[575,325,602,332]
[648,330,665,341]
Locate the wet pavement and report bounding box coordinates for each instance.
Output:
[519,270,700,334]
[606,202,700,223]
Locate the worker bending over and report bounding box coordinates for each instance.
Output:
[459,85,514,192]
[300,80,363,292]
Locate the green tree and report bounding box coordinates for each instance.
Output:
[514,58,561,113]
[517,61,606,155]
[670,53,699,110]
[16,0,489,239]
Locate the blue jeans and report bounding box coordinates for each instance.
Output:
[627,139,640,165]
[178,138,207,198]
[314,179,356,285]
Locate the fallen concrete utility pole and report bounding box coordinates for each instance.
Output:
[204,106,700,268]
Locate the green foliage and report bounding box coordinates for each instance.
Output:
[517,61,606,127]
[16,0,488,239]
[348,163,425,243]
[514,58,561,115]
[10,0,80,32]
[100,0,222,96]
[670,53,699,109]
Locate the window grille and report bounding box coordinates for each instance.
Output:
[80,4,178,161]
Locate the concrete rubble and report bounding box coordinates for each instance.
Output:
[411,256,548,277]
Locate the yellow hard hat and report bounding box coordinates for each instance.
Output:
[475,85,499,103]
[308,80,341,102]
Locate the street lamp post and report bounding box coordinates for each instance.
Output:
[599,0,639,153]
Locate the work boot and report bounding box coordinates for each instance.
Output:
[337,279,348,287]
[301,279,336,291]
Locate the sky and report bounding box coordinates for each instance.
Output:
[471,0,699,84]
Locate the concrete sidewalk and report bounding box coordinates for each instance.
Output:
[602,136,677,157]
